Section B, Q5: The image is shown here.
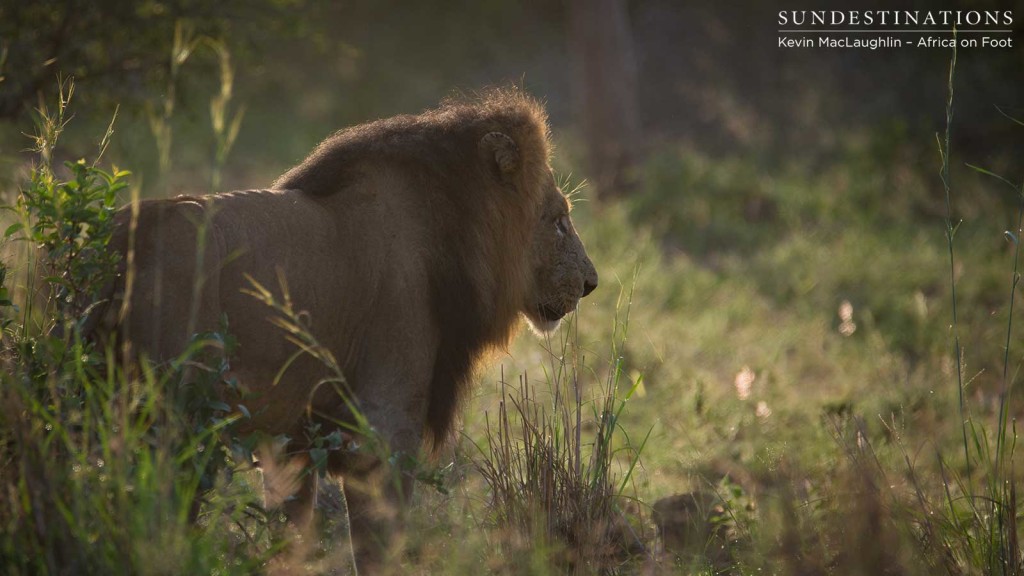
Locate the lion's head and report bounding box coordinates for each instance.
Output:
[475,121,597,336]
[523,173,598,333]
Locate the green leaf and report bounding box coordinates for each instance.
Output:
[4,222,23,237]
[995,105,1024,128]
[325,429,344,449]
[966,163,1017,192]
[206,400,231,412]
[310,448,327,470]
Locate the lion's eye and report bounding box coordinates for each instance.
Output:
[555,215,569,235]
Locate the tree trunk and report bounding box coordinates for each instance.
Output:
[567,0,642,200]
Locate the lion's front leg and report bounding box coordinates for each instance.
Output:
[340,426,421,572]
[260,450,319,531]
[281,464,319,532]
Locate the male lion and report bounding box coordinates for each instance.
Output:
[92,88,597,568]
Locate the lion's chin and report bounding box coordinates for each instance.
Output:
[525,315,562,335]
[524,303,569,335]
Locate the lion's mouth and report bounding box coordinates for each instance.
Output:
[539,304,567,322]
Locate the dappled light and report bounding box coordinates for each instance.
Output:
[2,2,1024,575]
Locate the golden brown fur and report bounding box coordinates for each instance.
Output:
[93,88,598,566]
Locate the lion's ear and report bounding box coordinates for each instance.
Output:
[479,131,520,177]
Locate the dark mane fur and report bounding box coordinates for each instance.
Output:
[272,88,550,198]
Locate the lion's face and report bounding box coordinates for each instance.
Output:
[523,174,598,333]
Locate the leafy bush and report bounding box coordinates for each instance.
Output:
[0,81,271,575]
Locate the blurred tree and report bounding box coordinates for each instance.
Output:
[567,0,642,199]
[0,0,309,120]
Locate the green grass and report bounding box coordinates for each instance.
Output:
[3,52,1024,574]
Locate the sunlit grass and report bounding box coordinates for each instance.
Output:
[4,43,1024,573]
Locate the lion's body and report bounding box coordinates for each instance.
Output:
[108,187,433,444]
[94,89,597,566]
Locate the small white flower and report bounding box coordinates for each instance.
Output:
[734,366,755,400]
[838,300,856,336]
[839,300,854,322]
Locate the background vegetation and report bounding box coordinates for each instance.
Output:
[2,0,1024,574]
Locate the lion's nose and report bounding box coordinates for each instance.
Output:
[582,277,597,297]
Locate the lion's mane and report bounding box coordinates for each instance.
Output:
[273,89,552,446]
